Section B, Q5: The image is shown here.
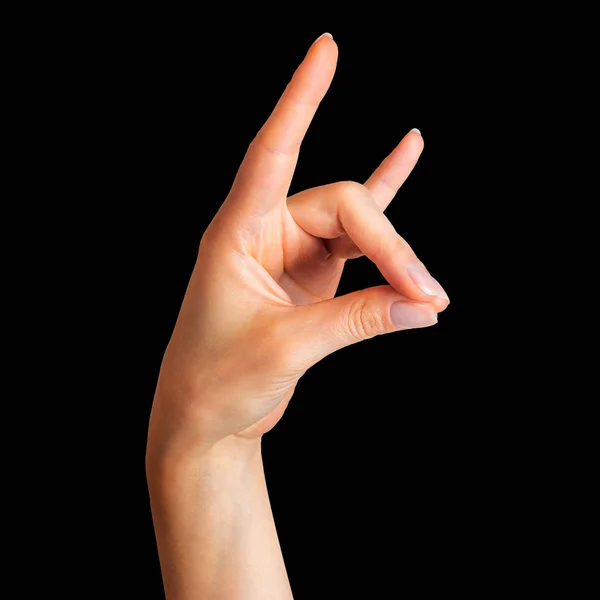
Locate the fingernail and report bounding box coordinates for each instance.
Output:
[316,32,333,41]
[407,260,449,301]
[410,128,421,135]
[390,302,438,329]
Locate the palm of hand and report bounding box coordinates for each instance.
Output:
[241,201,344,305]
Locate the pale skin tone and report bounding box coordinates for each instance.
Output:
[147,33,449,599]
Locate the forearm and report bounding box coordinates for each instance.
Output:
[146,435,293,600]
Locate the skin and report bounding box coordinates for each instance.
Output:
[147,33,449,599]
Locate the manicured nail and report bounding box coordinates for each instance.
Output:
[390,302,438,329]
[316,32,333,41]
[410,128,421,135]
[407,260,449,301]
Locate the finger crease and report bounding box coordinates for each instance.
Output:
[252,141,300,158]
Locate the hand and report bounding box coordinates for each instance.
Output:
[148,34,449,457]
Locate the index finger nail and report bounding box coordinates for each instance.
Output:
[407,260,449,302]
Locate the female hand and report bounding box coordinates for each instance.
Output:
[148,33,449,458]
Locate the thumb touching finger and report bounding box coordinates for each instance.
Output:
[287,285,438,369]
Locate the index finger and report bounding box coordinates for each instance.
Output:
[230,34,338,213]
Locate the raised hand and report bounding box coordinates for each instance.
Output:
[149,33,449,455]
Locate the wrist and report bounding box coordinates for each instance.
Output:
[146,428,262,487]
[146,429,271,599]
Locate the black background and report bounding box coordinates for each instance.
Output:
[18,6,587,596]
[72,15,504,599]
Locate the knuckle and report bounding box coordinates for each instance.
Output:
[367,236,394,264]
[344,298,384,341]
[372,235,407,264]
[335,180,369,203]
[390,235,408,257]
[392,235,412,260]
[248,135,300,158]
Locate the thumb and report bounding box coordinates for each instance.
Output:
[288,285,439,369]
